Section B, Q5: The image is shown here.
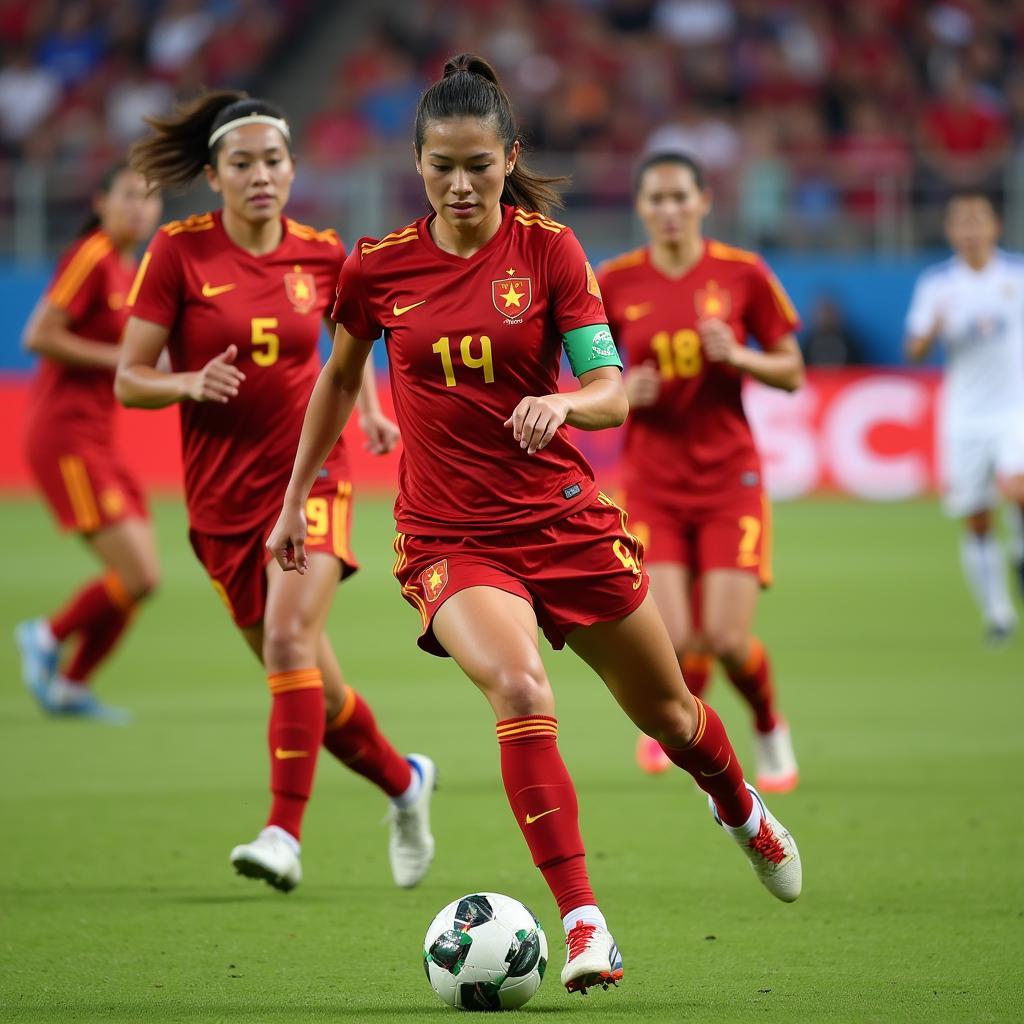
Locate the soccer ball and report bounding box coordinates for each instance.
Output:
[423,892,548,1011]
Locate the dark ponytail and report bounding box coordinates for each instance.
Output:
[129,90,289,192]
[77,160,132,237]
[415,53,566,214]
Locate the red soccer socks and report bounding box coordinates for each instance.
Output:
[659,697,754,827]
[322,686,413,798]
[496,715,595,918]
[725,638,779,734]
[51,572,135,684]
[266,668,325,841]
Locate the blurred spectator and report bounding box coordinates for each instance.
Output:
[835,98,912,223]
[801,296,865,367]
[653,0,735,46]
[35,2,106,89]
[105,57,174,145]
[645,106,740,178]
[147,0,215,77]
[736,114,789,247]
[919,65,1008,190]
[305,81,373,170]
[0,47,61,150]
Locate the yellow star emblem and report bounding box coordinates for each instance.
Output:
[500,284,525,309]
[506,267,517,277]
[294,280,310,300]
[428,568,443,591]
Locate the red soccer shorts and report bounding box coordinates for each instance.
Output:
[392,493,649,657]
[26,443,147,534]
[625,490,773,586]
[189,478,359,629]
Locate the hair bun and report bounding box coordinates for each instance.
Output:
[442,52,499,85]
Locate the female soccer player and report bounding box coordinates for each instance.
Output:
[17,163,162,723]
[906,190,1024,643]
[598,153,803,791]
[114,91,435,894]
[269,55,802,996]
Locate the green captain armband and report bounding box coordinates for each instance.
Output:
[562,324,622,377]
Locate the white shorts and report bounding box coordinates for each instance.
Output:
[942,416,1024,517]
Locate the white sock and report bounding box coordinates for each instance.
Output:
[562,905,607,934]
[959,532,1016,628]
[722,792,764,841]
[261,825,300,855]
[35,619,57,650]
[390,757,422,809]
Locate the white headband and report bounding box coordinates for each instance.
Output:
[208,114,291,150]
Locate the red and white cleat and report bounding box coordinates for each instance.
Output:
[560,922,623,995]
[754,721,799,793]
[635,734,672,775]
[710,784,802,902]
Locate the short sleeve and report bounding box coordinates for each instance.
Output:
[905,273,940,339]
[331,247,382,341]
[744,259,801,349]
[46,236,107,322]
[127,229,184,328]
[548,229,608,333]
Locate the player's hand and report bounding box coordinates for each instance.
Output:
[623,363,661,408]
[266,503,309,574]
[504,394,571,455]
[187,344,246,403]
[359,410,401,455]
[699,318,743,366]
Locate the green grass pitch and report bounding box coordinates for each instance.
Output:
[1,495,1022,1023]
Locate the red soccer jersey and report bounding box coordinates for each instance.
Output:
[598,240,800,514]
[128,210,348,534]
[26,229,137,444]
[332,205,610,536]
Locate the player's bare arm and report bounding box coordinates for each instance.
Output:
[269,324,373,571]
[504,366,627,455]
[22,300,121,371]
[906,317,943,362]
[355,356,400,455]
[115,316,246,408]
[699,319,804,392]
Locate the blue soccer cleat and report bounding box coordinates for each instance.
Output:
[15,618,60,710]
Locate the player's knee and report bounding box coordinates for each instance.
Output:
[705,624,746,665]
[262,617,315,672]
[643,698,699,747]
[488,665,553,718]
[130,567,160,601]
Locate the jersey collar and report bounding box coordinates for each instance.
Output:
[418,203,516,267]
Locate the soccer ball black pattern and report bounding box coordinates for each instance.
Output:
[423,893,548,1010]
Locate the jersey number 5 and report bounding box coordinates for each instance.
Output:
[651,329,702,380]
[432,335,494,387]
[251,317,280,367]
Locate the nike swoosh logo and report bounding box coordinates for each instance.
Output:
[393,299,426,316]
[700,755,731,778]
[624,303,653,321]
[202,282,236,297]
[274,748,309,760]
[525,807,560,825]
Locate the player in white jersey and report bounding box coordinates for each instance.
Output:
[906,190,1024,642]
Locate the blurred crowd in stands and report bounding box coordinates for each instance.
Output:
[3,0,1024,248]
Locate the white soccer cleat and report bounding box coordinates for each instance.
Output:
[230,826,302,893]
[388,753,436,889]
[754,721,799,793]
[560,922,623,994]
[710,783,802,903]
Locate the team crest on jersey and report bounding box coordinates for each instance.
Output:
[421,560,449,602]
[492,276,532,320]
[695,280,731,319]
[284,270,317,314]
